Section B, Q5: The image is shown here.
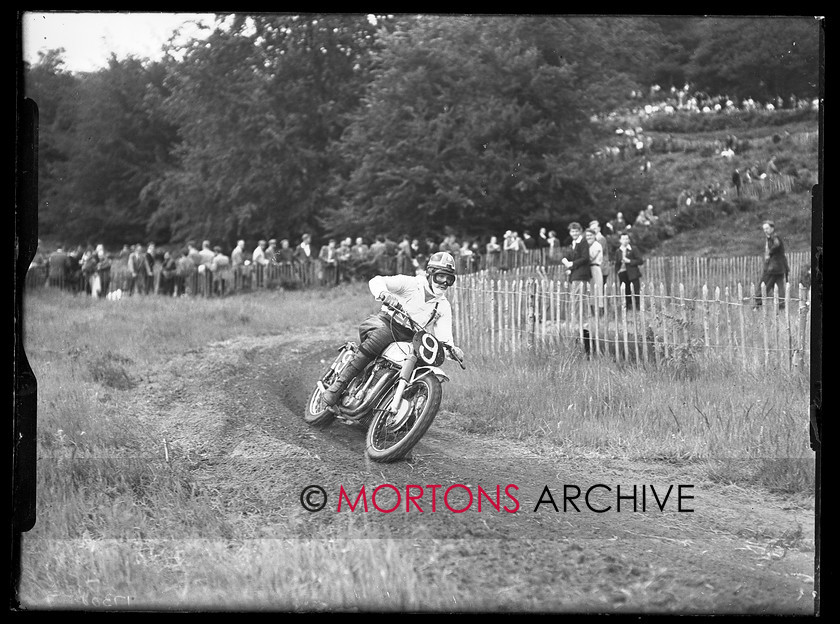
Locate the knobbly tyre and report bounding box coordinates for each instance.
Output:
[304,299,466,462]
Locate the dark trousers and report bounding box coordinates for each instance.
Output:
[618,273,641,310]
[755,272,786,308]
[357,313,415,359]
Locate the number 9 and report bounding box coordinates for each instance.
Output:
[420,332,439,365]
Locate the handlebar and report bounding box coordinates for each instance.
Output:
[378,296,466,369]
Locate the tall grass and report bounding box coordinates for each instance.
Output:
[447,347,813,494]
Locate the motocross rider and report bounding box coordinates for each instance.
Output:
[322,251,465,407]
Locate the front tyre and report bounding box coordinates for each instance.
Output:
[304,376,337,428]
[365,375,442,462]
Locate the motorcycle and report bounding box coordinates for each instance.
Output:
[304,298,466,462]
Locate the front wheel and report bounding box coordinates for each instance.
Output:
[365,375,442,462]
[304,376,337,428]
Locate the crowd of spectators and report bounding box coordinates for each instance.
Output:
[29,213,658,299]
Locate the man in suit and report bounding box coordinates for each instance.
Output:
[614,232,644,311]
[561,222,591,327]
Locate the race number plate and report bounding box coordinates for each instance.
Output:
[412,330,445,367]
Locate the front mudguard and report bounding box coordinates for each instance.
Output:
[409,365,449,385]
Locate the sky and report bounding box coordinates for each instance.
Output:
[21,11,219,73]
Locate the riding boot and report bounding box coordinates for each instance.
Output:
[322,352,372,407]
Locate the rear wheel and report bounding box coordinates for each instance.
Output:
[365,375,442,462]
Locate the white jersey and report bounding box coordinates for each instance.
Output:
[369,274,454,345]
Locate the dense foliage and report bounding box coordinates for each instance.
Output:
[20,14,821,248]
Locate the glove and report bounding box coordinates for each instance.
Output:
[378,292,400,308]
[449,345,464,361]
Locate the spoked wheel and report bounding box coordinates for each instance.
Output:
[365,375,442,462]
[304,372,337,428]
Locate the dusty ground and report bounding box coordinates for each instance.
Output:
[134,320,816,614]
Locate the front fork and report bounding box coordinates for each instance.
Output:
[386,353,417,414]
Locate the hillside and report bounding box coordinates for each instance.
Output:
[599,109,819,258]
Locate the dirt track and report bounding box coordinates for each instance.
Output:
[136,321,816,613]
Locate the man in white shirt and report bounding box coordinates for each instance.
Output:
[252,239,268,287]
[322,252,465,407]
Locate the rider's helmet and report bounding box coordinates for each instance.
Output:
[426,251,457,289]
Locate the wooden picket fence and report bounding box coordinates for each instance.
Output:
[478,250,810,299]
[449,273,812,373]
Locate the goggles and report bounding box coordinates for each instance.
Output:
[432,272,456,287]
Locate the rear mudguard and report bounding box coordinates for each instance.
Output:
[409,366,449,385]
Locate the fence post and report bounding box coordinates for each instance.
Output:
[738,283,747,366]
[639,283,648,364]
[527,278,536,349]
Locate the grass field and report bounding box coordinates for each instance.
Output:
[17,285,814,609]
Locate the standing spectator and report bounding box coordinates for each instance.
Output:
[95,244,111,298]
[614,232,644,311]
[588,221,610,286]
[118,244,131,261]
[732,168,742,197]
[424,237,439,256]
[266,239,278,263]
[252,239,268,287]
[485,235,501,268]
[127,244,146,295]
[174,248,194,296]
[144,242,157,294]
[522,230,538,250]
[502,230,517,251]
[67,247,84,294]
[584,228,605,316]
[231,239,246,268]
[561,222,591,325]
[231,239,249,289]
[607,212,627,234]
[318,238,339,286]
[396,234,414,276]
[47,245,68,289]
[81,245,99,297]
[160,250,177,296]
[337,237,353,283]
[458,239,475,272]
[410,238,427,273]
[211,246,231,295]
[754,220,789,310]
[546,230,560,260]
[351,237,369,261]
[538,227,550,249]
[296,233,314,285]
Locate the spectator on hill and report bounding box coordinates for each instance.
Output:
[732,168,742,197]
[614,232,644,311]
[754,220,789,310]
[231,239,246,268]
[410,238,427,273]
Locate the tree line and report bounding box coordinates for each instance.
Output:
[21,14,821,249]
